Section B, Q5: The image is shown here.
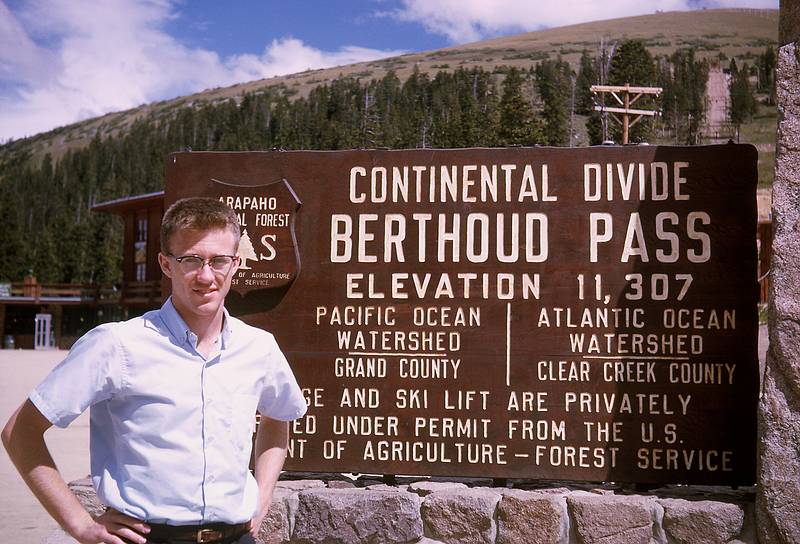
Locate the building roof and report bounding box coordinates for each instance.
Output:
[92,191,164,215]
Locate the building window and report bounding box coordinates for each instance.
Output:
[134,214,147,281]
[137,217,148,242]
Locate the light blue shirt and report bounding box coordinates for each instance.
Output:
[30,298,307,525]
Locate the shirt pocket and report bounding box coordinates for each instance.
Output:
[229,393,259,451]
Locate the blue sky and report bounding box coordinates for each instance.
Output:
[0,0,778,142]
[163,2,448,58]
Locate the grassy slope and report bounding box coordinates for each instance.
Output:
[742,104,777,188]
[0,8,778,166]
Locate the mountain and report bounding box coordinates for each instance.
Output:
[1,8,777,164]
[0,8,779,285]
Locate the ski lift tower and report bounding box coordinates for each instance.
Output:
[591,84,662,144]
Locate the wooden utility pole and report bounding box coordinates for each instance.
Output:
[591,84,662,144]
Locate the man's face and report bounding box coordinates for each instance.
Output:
[158,228,239,325]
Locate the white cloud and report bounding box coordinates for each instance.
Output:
[390,0,779,43]
[226,39,405,83]
[0,2,60,87]
[0,0,403,142]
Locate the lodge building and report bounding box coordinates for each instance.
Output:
[0,192,163,349]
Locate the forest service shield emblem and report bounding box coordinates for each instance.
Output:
[211,177,301,293]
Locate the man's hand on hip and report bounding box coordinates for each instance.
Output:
[246,502,269,538]
[247,510,267,538]
[72,509,150,544]
[250,416,290,537]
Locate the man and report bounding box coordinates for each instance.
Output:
[2,197,307,544]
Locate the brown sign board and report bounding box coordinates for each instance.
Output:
[165,145,759,485]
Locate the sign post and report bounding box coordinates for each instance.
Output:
[167,145,758,485]
[591,84,662,144]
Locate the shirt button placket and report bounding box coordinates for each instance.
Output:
[199,357,210,521]
[202,363,225,522]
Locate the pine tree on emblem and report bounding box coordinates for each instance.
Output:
[237,230,258,270]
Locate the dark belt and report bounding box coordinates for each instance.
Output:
[144,522,248,543]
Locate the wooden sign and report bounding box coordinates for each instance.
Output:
[165,145,759,485]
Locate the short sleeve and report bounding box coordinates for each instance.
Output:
[257,337,307,421]
[29,324,125,428]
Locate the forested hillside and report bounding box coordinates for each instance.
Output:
[0,10,778,284]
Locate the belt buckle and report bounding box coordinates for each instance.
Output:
[196,528,223,543]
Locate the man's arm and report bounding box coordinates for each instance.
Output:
[247,415,289,537]
[1,400,150,544]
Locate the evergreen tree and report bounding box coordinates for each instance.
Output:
[462,68,499,146]
[586,114,604,145]
[398,66,433,148]
[429,71,463,147]
[575,50,597,115]
[664,49,709,144]
[370,71,402,147]
[497,67,542,146]
[535,59,573,146]
[758,45,776,104]
[455,69,482,146]
[0,182,25,281]
[609,40,656,86]
[608,40,657,143]
[729,60,757,141]
[656,56,676,141]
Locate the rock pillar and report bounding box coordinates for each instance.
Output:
[757,1,800,541]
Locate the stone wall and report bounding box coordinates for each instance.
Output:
[757,1,800,542]
[55,477,755,544]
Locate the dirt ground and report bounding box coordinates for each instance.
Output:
[0,349,89,543]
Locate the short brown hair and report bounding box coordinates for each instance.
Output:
[160,197,240,253]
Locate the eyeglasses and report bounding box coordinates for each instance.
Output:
[168,254,239,274]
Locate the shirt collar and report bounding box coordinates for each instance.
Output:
[160,297,232,350]
[220,308,232,349]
